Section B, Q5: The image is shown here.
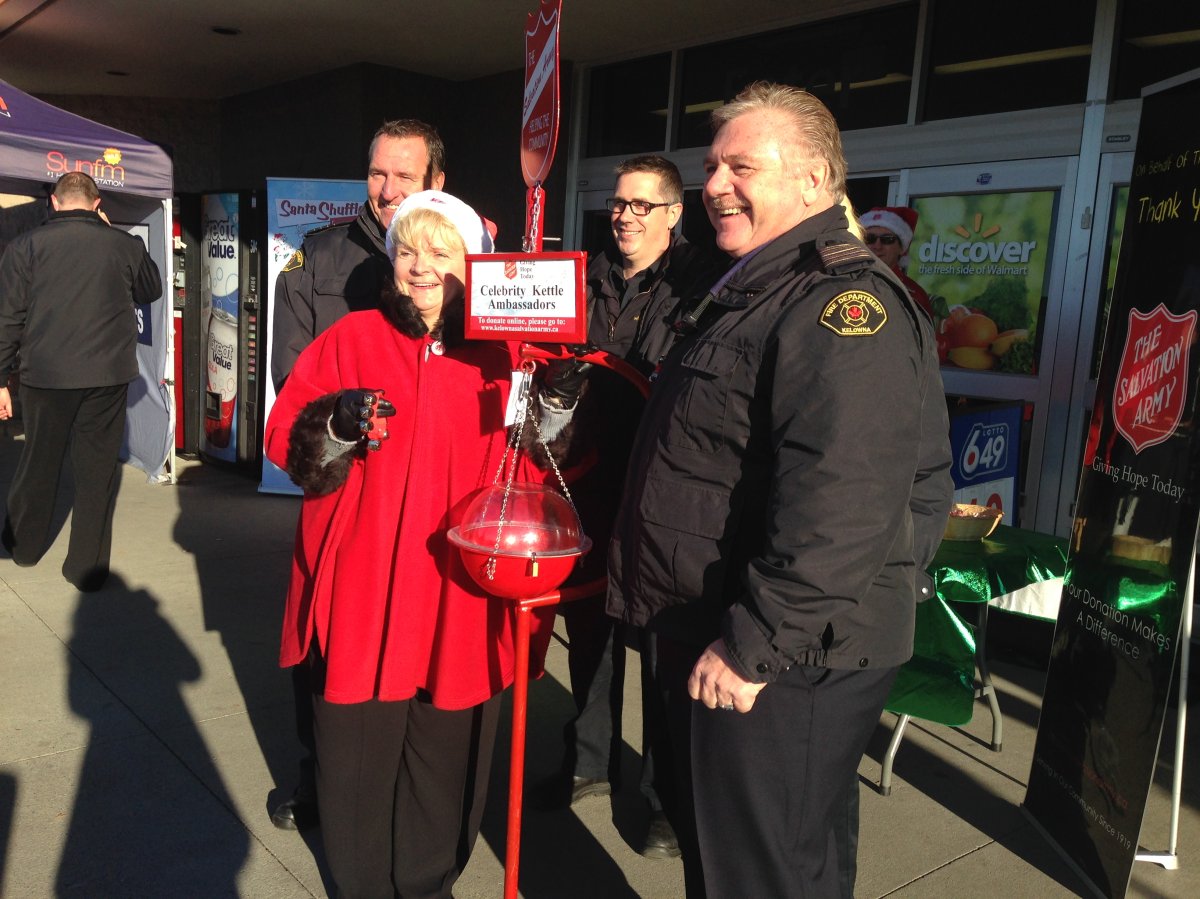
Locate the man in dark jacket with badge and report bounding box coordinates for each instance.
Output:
[607,82,953,897]
[0,172,161,592]
[271,118,445,388]
[267,118,443,831]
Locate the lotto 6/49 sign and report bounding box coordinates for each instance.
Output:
[948,403,1022,522]
[522,0,561,187]
[959,422,1008,481]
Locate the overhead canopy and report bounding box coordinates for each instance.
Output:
[0,77,172,199]
[0,78,175,479]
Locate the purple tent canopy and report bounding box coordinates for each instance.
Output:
[0,78,176,479]
[0,77,172,199]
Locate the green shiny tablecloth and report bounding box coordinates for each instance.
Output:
[885,525,1070,725]
[930,524,1069,607]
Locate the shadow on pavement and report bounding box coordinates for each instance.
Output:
[58,574,249,894]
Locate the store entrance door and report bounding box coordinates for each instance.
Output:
[901,156,1080,530]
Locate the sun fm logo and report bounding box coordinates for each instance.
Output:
[46,146,127,188]
[916,212,1037,273]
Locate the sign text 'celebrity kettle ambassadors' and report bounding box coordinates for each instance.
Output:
[465,253,587,343]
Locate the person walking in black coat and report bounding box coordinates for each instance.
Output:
[0,171,162,591]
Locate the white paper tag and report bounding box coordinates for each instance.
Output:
[504,369,531,427]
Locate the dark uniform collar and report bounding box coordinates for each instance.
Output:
[49,208,104,225]
[606,238,673,305]
[714,204,851,307]
[356,203,388,256]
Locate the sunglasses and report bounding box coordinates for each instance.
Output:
[864,233,899,246]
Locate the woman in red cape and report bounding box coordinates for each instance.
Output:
[265,190,555,897]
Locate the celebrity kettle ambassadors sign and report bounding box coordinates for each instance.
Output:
[1024,73,1200,899]
[465,252,587,343]
[521,0,561,188]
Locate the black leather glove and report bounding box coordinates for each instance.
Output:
[540,347,594,409]
[330,389,396,449]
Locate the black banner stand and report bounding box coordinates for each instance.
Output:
[1133,542,1193,871]
[1023,66,1200,898]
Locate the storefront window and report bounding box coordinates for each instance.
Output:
[922,0,1094,121]
[585,54,671,158]
[1113,5,1200,100]
[674,4,918,149]
[1091,186,1129,377]
[845,177,892,220]
[681,189,717,255]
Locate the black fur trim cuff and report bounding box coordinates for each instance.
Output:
[286,393,359,495]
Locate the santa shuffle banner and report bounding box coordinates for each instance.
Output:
[1024,73,1200,897]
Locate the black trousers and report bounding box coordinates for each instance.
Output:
[312,688,501,899]
[5,384,127,587]
[562,594,625,782]
[561,596,664,810]
[656,636,898,899]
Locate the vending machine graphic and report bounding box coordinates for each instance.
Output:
[199,192,262,465]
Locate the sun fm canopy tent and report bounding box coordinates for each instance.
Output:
[0,77,175,479]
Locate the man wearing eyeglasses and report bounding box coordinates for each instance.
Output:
[859,205,933,317]
[535,154,725,860]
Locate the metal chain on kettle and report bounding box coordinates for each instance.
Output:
[485,360,581,579]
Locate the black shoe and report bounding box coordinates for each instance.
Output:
[65,566,110,593]
[271,795,319,831]
[641,810,681,859]
[570,775,612,805]
[531,773,611,810]
[2,520,35,567]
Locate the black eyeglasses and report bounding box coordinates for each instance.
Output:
[864,233,899,245]
[606,198,671,216]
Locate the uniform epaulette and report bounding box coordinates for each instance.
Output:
[817,240,875,275]
[305,218,354,237]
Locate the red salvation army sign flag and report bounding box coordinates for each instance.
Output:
[522,0,561,187]
[1111,304,1196,454]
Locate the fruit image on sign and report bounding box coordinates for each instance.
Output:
[911,191,1055,374]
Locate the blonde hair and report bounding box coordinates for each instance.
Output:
[841,196,864,239]
[387,207,466,260]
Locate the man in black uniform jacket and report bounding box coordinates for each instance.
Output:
[606,83,953,897]
[0,172,161,592]
[269,118,445,830]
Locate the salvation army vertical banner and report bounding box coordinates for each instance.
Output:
[910,191,1056,374]
[1024,74,1200,898]
[260,177,364,494]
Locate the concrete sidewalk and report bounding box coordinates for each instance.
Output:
[0,440,1197,897]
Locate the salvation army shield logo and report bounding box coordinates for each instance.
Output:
[1112,303,1197,453]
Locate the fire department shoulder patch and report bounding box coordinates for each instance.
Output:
[819,290,887,336]
[282,249,305,273]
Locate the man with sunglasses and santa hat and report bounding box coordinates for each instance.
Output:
[859,206,933,317]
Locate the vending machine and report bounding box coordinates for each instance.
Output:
[199,191,264,467]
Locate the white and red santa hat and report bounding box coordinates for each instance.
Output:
[858,206,918,252]
[387,190,495,256]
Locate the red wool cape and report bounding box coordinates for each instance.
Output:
[265,310,554,708]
